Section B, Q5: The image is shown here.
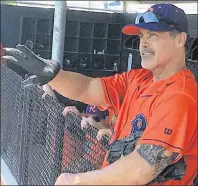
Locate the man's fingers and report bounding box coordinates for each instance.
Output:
[3,47,27,59]
[1,55,19,64]
[16,44,33,55]
[21,75,41,88]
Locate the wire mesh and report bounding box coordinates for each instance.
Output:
[1,65,24,184]
[62,113,109,174]
[1,64,110,185]
[22,87,65,185]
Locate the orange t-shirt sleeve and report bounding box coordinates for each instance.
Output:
[99,69,146,114]
[99,72,129,113]
[138,93,197,157]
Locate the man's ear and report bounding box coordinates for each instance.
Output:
[177,32,187,47]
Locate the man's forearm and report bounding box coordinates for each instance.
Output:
[75,151,151,185]
[55,145,176,185]
[48,70,92,103]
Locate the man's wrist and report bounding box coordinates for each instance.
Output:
[73,173,89,185]
[73,174,81,185]
[74,171,102,185]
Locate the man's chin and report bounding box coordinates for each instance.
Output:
[141,60,155,70]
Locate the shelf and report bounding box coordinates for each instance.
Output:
[64,51,78,54]
[36,19,52,35]
[64,52,120,56]
[106,54,120,56]
[79,36,94,39]
[190,38,198,61]
[92,54,105,70]
[124,35,140,50]
[78,38,93,53]
[21,33,36,35]
[107,24,122,39]
[65,36,79,38]
[105,56,120,71]
[22,17,37,34]
[79,22,94,37]
[65,21,80,37]
[35,34,51,50]
[79,52,93,55]
[106,40,121,55]
[93,37,107,39]
[19,18,123,72]
[63,52,78,68]
[77,54,92,69]
[64,68,116,72]
[64,37,79,52]
[33,49,51,52]
[87,69,117,72]
[93,39,107,54]
[63,67,78,72]
[33,49,51,59]
[90,71,116,78]
[93,23,108,38]
[65,36,105,39]
[107,38,121,41]
[20,34,35,46]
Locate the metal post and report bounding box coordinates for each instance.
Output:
[19,74,29,185]
[51,1,67,69]
[123,1,127,12]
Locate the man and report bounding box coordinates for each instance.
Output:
[2,3,197,185]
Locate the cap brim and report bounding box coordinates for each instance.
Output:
[122,22,172,35]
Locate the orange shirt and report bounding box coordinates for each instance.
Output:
[99,68,197,185]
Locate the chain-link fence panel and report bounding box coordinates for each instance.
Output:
[1,65,110,185]
[21,86,66,185]
[1,65,24,184]
[61,113,109,174]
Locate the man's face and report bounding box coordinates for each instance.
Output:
[139,28,180,71]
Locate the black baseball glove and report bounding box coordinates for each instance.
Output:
[2,44,60,87]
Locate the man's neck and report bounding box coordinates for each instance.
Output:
[152,60,186,82]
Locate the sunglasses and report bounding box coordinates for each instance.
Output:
[135,11,184,33]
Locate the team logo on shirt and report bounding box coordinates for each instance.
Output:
[131,114,147,135]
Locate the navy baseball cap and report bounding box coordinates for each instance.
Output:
[122,3,189,35]
[86,105,109,117]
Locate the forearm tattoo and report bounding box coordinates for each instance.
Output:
[136,144,179,176]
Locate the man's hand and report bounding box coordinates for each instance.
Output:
[55,173,80,185]
[2,45,60,86]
